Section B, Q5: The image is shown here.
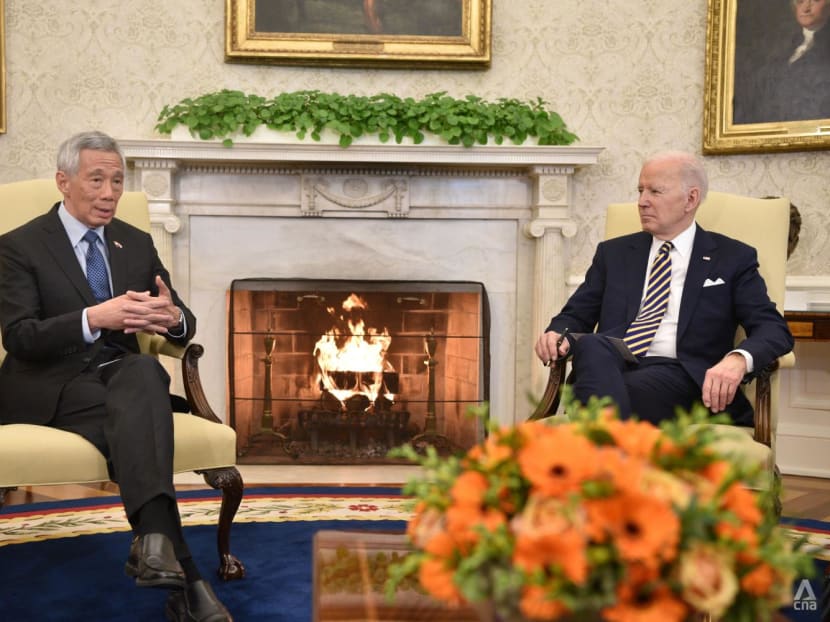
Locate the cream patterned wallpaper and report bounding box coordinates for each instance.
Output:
[0,0,827,277]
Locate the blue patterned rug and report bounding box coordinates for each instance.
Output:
[0,486,408,621]
[0,487,826,621]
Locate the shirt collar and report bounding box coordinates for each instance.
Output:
[652,221,696,259]
[58,202,105,247]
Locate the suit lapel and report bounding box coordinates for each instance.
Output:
[624,233,652,322]
[105,222,127,296]
[677,227,717,340]
[41,207,99,307]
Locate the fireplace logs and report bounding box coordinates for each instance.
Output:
[299,369,410,454]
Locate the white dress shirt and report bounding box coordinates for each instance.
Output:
[638,221,754,372]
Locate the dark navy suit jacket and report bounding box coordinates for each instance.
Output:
[546,226,794,422]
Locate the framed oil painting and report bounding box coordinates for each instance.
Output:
[703,0,830,154]
[225,0,491,68]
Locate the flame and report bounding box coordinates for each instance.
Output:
[314,294,395,407]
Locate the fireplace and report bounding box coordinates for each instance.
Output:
[229,279,489,464]
[120,139,601,441]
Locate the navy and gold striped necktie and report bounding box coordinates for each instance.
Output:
[622,241,673,357]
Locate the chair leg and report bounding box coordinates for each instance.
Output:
[196,466,246,580]
[0,486,16,509]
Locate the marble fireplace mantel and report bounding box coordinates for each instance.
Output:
[119,138,603,426]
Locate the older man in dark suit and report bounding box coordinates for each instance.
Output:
[0,131,231,622]
[534,151,793,425]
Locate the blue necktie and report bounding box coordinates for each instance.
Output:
[83,229,111,303]
[623,241,673,357]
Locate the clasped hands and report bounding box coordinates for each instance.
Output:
[534,330,748,414]
[87,275,182,335]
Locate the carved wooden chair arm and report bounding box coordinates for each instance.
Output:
[179,343,223,425]
[750,358,780,448]
[529,358,568,420]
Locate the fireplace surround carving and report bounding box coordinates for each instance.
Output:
[120,139,602,434]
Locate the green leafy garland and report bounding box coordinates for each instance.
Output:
[155,89,579,148]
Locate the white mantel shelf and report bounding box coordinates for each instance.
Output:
[120,138,604,169]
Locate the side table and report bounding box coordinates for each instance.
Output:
[312,529,479,621]
[785,310,830,341]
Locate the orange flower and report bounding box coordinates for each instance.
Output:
[518,425,598,497]
[446,504,506,548]
[593,447,646,495]
[424,530,458,558]
[519,584,569,620]
[450,470,489,507]
[606,418,663,460]
[720,482,763,526]
[588,492,680,566]
[741,562,775,596]
[715,520,758,551]
[418,557,465,606]
[514,525,588,583]
[465,427,514,467]
[604,584,687,622]
[700,459,732,486]
[445,470,506,547]
[512,494,588,583]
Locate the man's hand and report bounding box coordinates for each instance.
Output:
[87,276,181,335]
[534,330,570,366]
[702,352,747,413]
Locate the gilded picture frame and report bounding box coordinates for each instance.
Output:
[0,0,6,134]
[703,0,830,155]
[225,0,491,68]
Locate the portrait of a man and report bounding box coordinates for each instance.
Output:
[254,0,463,37]
[732,0,830,124]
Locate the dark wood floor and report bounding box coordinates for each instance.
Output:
[3,474,830,521]
[779,474,830,521]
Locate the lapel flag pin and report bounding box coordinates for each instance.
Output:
[114,241,123,249]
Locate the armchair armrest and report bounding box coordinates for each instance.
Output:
[529,358,568,420]
[137,333,222,425]
[751,351,793,447]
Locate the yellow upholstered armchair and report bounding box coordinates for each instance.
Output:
[532,192,794,498]
[0,179,245,580]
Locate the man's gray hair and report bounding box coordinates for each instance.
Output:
[56,131,125,177]
[646,150,709,202]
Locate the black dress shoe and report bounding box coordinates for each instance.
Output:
[124,533,186,589]
[164,580,233,622]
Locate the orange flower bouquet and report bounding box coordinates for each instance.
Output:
[387,398,813,622]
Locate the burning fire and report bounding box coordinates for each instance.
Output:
[314,294,395,407]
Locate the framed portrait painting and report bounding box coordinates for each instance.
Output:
[225,0,491,68]
[703,0,830,154]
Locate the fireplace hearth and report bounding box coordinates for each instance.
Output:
[228,279,489,464]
